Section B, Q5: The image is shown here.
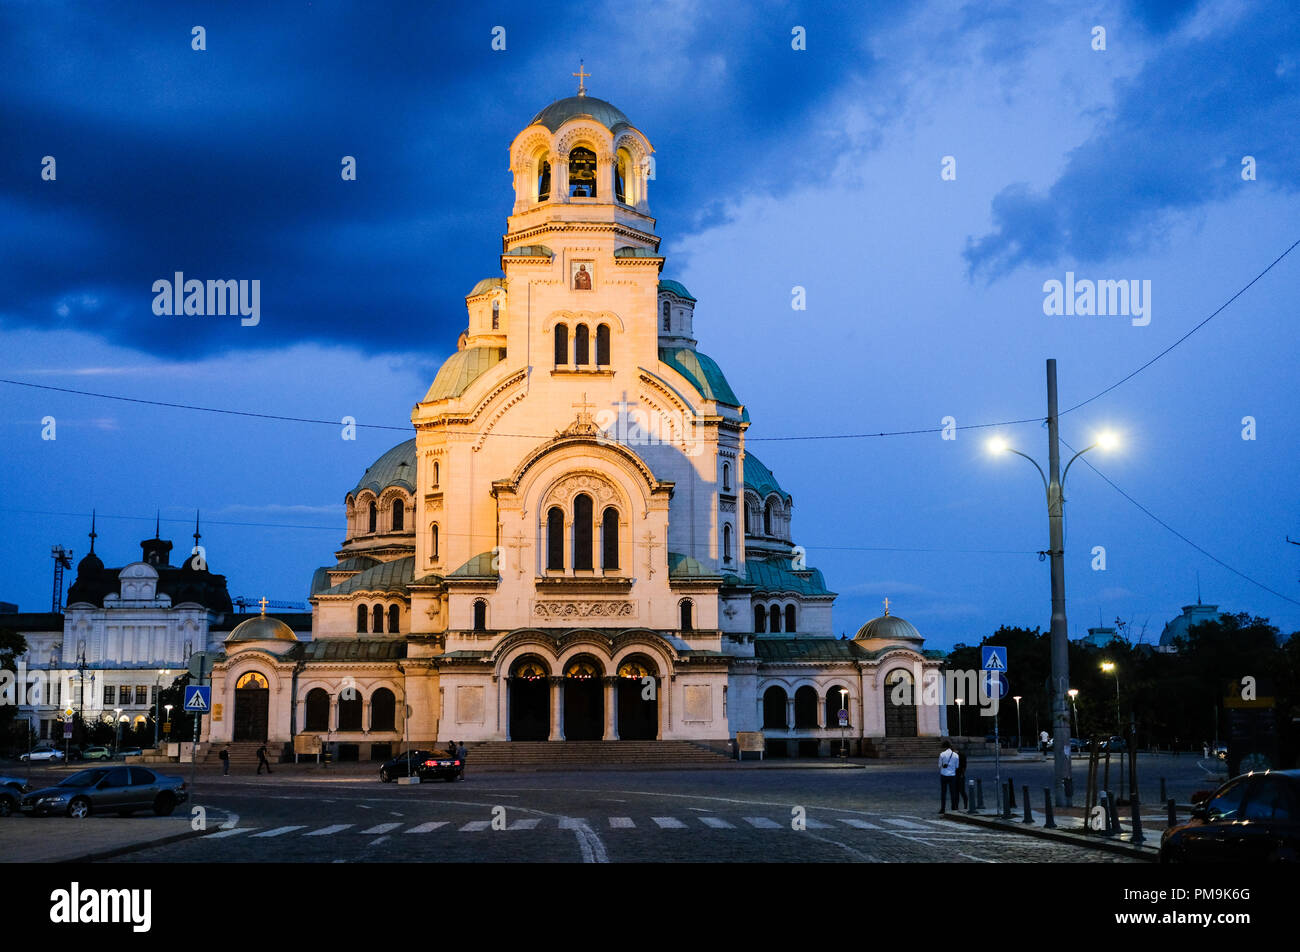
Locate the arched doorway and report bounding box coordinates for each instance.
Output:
[563,657,604,741]
[616,656,658,740]
[762,686,788,729]
[508,657,549,741]
[883,668,918,737]
[233,671,269,741]
[304,688,329,732]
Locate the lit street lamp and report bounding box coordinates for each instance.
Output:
[164,704,174,742]
[839,688,849,758]
[955,697,964,737]
[987,365,1120,808]
[1100,661,1121,733]
[1067,688,1079,738]
[1013,696,1023,751]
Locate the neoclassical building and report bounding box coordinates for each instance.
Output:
[202,83,946,760]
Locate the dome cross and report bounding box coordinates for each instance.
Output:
[572,60,590,96]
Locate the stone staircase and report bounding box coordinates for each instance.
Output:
[457,740,734,769]
[862,737,946,759]
[202,741,278,766]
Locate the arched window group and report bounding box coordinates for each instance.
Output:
[356,602,402,634]
[553,322,612,368]
[546,496,620,573]
[353,492,413,537]
[753,602,797,633]
[304,685,398,733]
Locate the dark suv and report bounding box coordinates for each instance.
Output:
[1161,770,1300,862]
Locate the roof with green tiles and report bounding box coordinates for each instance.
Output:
[658,279,695,302]
[743,452,789,502]
[310,556,381,596]
[351,439,416,496]
[668,552,720,579]
[424,346,507,401]
[658,347,746,420]
[467,277,505,297]
[292,638,407,662]
[755,637,864,662]
[318,556,414,596]
[725,557,834,597]
[447,551,499,578]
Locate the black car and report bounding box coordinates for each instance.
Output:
[1161,769,1300,862]
[0,776,28,817]
[378,750,434,783]
[20,765,188,818]
[417,754,463,782]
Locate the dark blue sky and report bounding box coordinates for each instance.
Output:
[2,0,1298,649]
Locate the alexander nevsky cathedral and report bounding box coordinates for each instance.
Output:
[17,80,949,762]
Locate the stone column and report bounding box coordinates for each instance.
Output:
[658,678,670,740]
[553,152,569,203]
[549,677,565,741]
[603,677,617,741]
[786,697,795,730]
[817,695,826,729]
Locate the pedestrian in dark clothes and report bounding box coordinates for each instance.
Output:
[256,741,272,774]
[219,745,230,776]
[456,740,467,781]
[955,743,969,809]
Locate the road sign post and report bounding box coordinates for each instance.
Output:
[184,662,211,794]
[982,648,1008,816]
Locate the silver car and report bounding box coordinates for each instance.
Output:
[20,765,188,818]
[18,745,65,763]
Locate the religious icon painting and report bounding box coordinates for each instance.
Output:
[571,260,593,290]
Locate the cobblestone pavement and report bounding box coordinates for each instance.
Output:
[95,762,1172,863]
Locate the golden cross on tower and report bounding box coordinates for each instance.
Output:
[259,596,268,616]
[883,597,890,616]
[572,60,590,96]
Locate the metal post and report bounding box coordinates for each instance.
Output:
[1098,792,1114,836]
[1043,789,1056,828]
[1007,776,1016,809]
[1106,789,1120,835]
[967,780,976,814]
[1046,359,1073,807]
[993,712,1001,816]
[189,657,205,795]
[976,778,985,810]
[1167,798,1177,828]
[1130,795,1144,844]
[1002,783,1012,819]
[1022,785,1032,824]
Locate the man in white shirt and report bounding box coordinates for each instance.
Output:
[1040,729,1050,755]
[938,741,960,813]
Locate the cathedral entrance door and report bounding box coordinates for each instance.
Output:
[233,672,270,741]
[616,658,658,740]
[508,658,549,741]
[883,669,918,738]
[563,658,603,741]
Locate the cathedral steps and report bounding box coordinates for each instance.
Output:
[862,737,948,759]
[455,740,734,768]
[203,741,280,766]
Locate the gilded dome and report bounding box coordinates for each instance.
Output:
[225,615,298,643]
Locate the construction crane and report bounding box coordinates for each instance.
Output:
[51,545,73,612]
[233,596,307,613]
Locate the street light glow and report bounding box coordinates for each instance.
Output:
[986,436,1009,455]
[1096,431,1120,451]
[1101,661,1115,673]
[1068,689,1078,700]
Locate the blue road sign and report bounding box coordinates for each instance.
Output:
[183,685,211,713]
[981,646,1008,671]
[982,671,1009,699]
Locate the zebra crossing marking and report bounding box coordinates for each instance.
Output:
[207,827,257,839]
[405,821,448,833]
[837,818,882,830]
[700,816,735,829]
[881,819,929,830]
[305,824,353,836]
[507,818,542,830]
[558,817,588,830]
[459,819,492,831]
[743,817,782,829]
[608,817,636,828]
[361,823,402,835]
[251,825,306,838]
[652,817,687,829]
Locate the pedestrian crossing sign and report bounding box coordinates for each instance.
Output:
[183,685,211,712]
[981,646,1008,671]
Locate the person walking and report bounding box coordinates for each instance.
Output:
[455,740,468,781]
[955,742,970,810]
[219,744,230,776]
[256,740,272,775]
[938,741,960,813]
[1039,729,1050,755]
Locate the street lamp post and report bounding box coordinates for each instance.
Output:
[1013,696,1023,751]
[955,698,963,737]
[839,688,848,758]
[1102,661,1125,799]
[153,669,169,747]
[164,704,174,745]
[113,708,122,753]
[1068,689,1079,739]
[986,360,1119,807]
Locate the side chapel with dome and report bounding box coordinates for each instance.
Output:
[205,80,948,759]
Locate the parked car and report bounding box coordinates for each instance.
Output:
[378,750,435,783]
[0,776,29,817]
[18,746,64,763]
[81,746,112,761]
[1161,769,1300,862]
[118,747,143,759]
[20,765,188,818]
[1105,736,1128,752]
[417,754,464,782]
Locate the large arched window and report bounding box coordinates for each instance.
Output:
[370,688,396,731]
[573,493,594,570]
[430,523,439,561]
[305,688,329,732]
[762,686,788,729]
[754,605,766,633]
[356,604,368,633]
[614,154,626,204]
[601,507,619,570]
[554,323,568,367]
[785,604,797,633]
[368,501,377,533]
[537,158,551,202]
[722,463,730,491]
[662,301,670,332]
[680,599,694,631]
[794,686,819,728]
[546,507,565,571]
[372,604,385,634]
[432,461,440,488]
[568,146,597,197]
[723,524,733,563]
[391,498,404,532]
[491,300,500,330]
[338,692,362,732]
[473,599,488,632]
[388,605,400,634]
[769,605,782,633]
[574,324,590,366]
[595,324,610,366]
[763,501,773,536]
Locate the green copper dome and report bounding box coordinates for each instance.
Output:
[743,452,790,502]
[424,347,507,402]
[352,439,416,496]
[529,95,630,132]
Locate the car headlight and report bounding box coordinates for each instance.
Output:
[37,794,71,805]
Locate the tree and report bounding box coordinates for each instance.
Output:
[0,628,29,756]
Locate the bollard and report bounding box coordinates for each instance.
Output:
[1106,789,1121,835]
[967,779,976,815]
[1022,785,1033,824]
[1159,776,1167,804]
[1043,788,1056,828]
[976,778,985,810]
[1167,797,1177,828]
[1097,792,1113,836]
[1002,783,1013,819]
[1007,778,1016,809]
[1130,794,1145,845]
